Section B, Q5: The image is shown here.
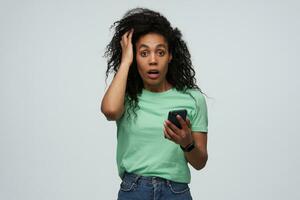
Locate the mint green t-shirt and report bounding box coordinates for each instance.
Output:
[116,87,208,183]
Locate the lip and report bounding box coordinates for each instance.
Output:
[147,73,160,79]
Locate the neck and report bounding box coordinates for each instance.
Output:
[144,81,173,93]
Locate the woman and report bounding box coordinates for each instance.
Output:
[101,7,208,200]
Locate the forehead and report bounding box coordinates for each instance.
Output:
[136,33,168,49]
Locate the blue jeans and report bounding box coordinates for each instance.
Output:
[117,171,193,200]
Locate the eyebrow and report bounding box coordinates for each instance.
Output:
[138,44,167,50]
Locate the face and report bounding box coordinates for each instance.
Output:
[135,32,172,91]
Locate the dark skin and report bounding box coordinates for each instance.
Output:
[163,115,208,170]
[120,29,208,170]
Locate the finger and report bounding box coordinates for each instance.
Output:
[128,29,134,42]
[164,124,176,141]
[164,122,180,142]
[186,117,191,128]
[127,29,132,36]
[165,120,180,134]
[176,115,188,130]
[125,29,132,40]
[163,126,172,140]
[120,37,125,48]
[129,28,134,36]
[125,29,131,36]
[122,31,129,46]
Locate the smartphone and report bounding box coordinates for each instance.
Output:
[168,109,187,129]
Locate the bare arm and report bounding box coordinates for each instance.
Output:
[101,63,130,120]
[101,29,134,121]
[184,132,208,170]
[163,116,208,170]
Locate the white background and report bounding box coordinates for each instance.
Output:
[1,0,299,199]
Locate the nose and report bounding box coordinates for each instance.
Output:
[149,52,157,65]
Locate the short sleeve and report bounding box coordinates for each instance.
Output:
[190,92,208,133]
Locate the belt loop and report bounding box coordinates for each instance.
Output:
[166,179,170,186]
[133,173,141,184]
[151,176,155,184]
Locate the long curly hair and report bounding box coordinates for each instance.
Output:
[104,7,205,121]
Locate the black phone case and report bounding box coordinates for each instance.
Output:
[168,109,187,129]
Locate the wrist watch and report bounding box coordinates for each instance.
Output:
[180,140,195,152]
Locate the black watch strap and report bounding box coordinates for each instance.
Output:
[180,140,195,152]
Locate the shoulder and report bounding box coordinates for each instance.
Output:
[184,88,206,102]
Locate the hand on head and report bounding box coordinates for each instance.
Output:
[120,28,134,66]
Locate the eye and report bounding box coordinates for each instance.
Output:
[140,51,148,57]
[158,50,165,56]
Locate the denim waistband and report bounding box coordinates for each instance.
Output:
[123,171,172,184]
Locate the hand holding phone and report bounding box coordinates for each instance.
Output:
[167,109,187,129]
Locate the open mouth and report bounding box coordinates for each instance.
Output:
[147,70,160,79]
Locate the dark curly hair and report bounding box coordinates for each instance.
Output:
[104,7,205,121]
